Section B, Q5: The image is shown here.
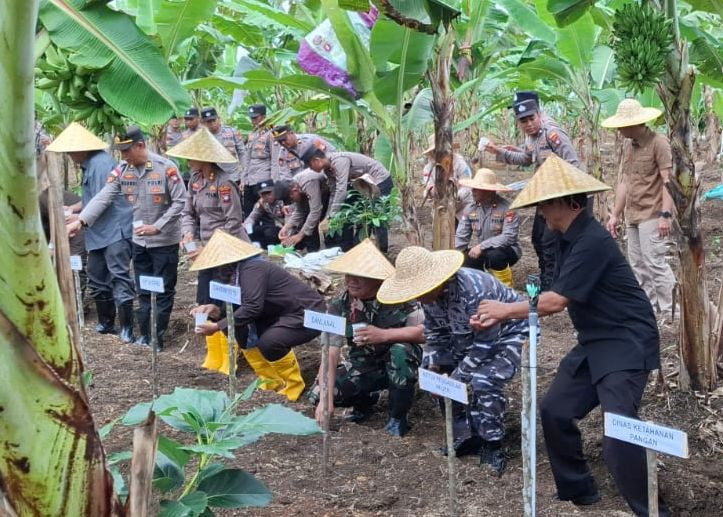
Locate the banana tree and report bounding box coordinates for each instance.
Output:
[547,0,722,391]
[1,0,122,514]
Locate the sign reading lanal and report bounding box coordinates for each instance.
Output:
[303,310,346,336]
[209,281,241,305]
[604,413,688,458]
[418,368,469,404]
[70,255,83,271]
[139,275,164,293]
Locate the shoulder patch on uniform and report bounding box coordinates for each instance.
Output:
[506,210,516,222]
[548,131,561,146]
[146,160,153,170]
[107,168,120,183]
[166,167,181,183]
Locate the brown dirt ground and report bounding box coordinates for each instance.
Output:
[86,160,723,516]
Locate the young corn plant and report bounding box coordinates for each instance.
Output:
[327,188,403,242]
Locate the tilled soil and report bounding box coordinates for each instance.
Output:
[86,164,723,516]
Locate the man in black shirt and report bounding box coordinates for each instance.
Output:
[472,155,668,517]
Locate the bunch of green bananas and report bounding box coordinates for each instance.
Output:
[611,4,674,94]
[35,44,125,135]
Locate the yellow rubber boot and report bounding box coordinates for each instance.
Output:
[241,347,284,391]
[268,350,306,402]
[218,339,239,376]
[491,265,513,288]
[201,331,226,371]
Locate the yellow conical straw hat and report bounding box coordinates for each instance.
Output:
[459,168,512,192]
[377,246,464,304]
[510,155,611,209]
[46,122,108,153]
[324,238,395,280]
[189,229,262,271]
[166,127,237,164]
[601,99,662,128]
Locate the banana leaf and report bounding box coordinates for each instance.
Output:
[156,0,220,58]
[497,0,556,45]
[556,13,598,71]
[546,0,597,27]
[39,0,192,124]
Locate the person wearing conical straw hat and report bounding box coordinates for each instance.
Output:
[190,230,326,401]
[481,91,582,291]
[455,168,521,286]
[50,122,136,344]
[377,246,529,473]
[473,155,668,515]
[421,134,474,221]
[168,128,249,373]
[309,239,425,437]
[602,98,675,322]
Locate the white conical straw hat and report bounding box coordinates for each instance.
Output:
[510,155,611,209]
[166,127,237,164]
[601,99,662,128]
[46,122,108,153]
[459,168,512,192]
[189,229,262,271]
[324,239,395,280]
[377,246,464,304]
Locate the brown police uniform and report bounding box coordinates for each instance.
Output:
[276,134,337,181]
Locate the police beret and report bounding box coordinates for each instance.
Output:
[201,107,218,120]
[248,104,267,118]
[113,126,145,151]
[184,107,199,118]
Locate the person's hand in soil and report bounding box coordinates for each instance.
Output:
[190,304,221,320]
[315,400,334,425]
[353,325,387,346]
[468,245,483,260]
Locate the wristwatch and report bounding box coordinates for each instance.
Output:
[658,211,672,219]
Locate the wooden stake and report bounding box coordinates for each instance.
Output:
[226,302,237,397]
[128,412,158,517]
[320,332,330,481]
[646,448,659,517]
[150,292,159,399]
[444,396,458,517]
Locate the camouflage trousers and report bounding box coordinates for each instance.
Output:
[310,342,422,408]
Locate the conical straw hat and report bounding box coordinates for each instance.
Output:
[601,99,662,128]
[510,155,611,209]
[459,168,512,192]
[324,239,395,280]
[166,127,237,164]
[189,229,262,271]
[46,122,108,153]
[377,246,464,304]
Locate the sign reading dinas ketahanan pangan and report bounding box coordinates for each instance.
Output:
[604,413,688,458]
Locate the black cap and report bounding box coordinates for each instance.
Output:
[248,104,266,118]
[258,179,275,193]
[514,91,539,105]
[514,99,539,119]
[113,126,145,150]
[300,144,325,167]
[271,125,292,141]
[185,107,199,118]
[201,107,218,121]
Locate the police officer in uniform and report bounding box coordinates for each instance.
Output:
[201,107,245,183]
[455,169,521,283]
[182,107,201,139]
[164,116,183,150]
[50,123,136,343]
[69,127,187,350]
[271,125,337,180]
[241,104,278,218]
[279,169,328,252]
[483,91,581,290]
[244,180,288,249]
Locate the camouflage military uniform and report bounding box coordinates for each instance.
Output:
[495,117,581,290]
[211,125,245,182]
[276,134,336,181]
[422,267,528,442]
[309,292,423,418]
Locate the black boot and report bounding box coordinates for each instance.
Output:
[385,386,415,437]
[134,309,150,347]
[479,440,507,475]
[94,298,117,334]
[345,392,379,423]
[440,435,483,457]
[118,302,135,344]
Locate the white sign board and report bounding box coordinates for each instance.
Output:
[303,310,346,336]
[209,281,241,305]
[604,413,688,458]
[70,255,83,271]
[139,275,164,293]
[418,368,469,405]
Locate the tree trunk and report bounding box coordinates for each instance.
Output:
[400,184,422,246]
[703,85,721,166]
[656,0,717,391]
[430,29,457,252]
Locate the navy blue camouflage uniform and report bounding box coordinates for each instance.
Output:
[422,267,528,442]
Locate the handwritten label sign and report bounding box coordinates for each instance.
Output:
[303,310,346,336]
[139,275,164,293]
[70,255,83,271]
[418,368,469,404]
[209,281,241,305]
[604,413,688,458]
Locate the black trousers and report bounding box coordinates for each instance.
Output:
[463,246,519,271]
[540,353,669,516]
[297,231,320,252]
[242,183,262,220]
[251,220,281,249]
[196,267,217,305]
[532,210,560,291]
[87,238,135,304]
[133,243,179,341]
[235,323,320,362]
